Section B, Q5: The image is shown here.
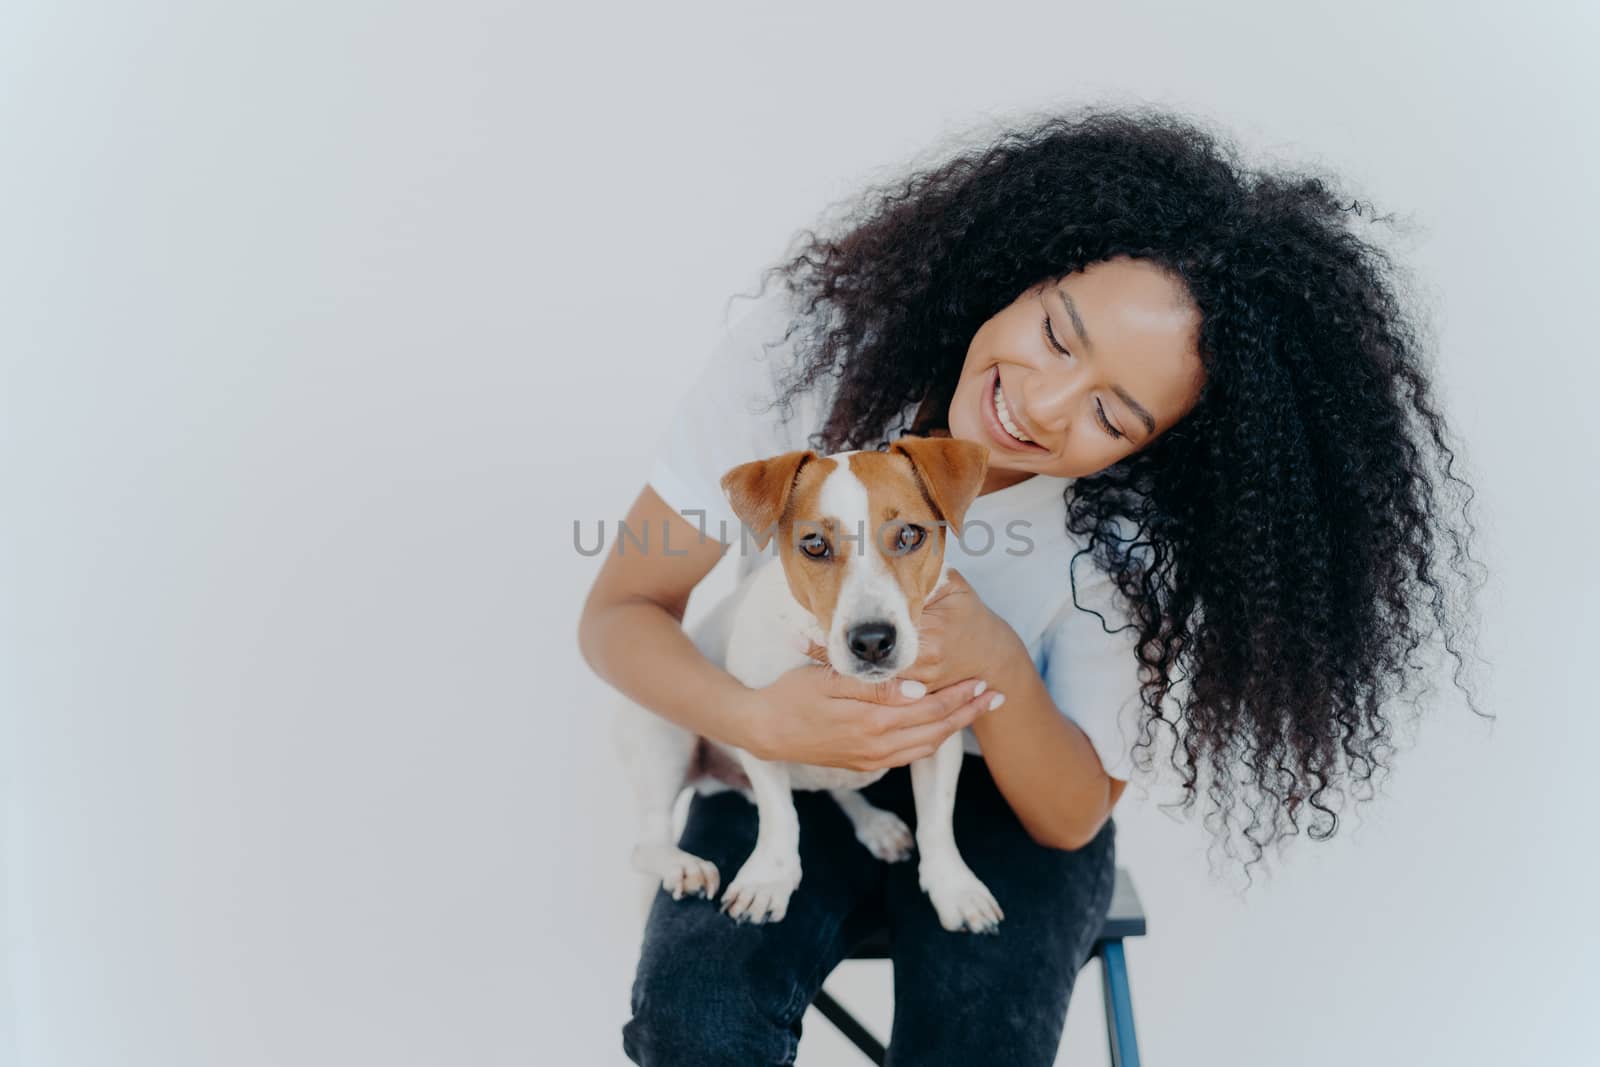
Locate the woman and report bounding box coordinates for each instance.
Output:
[577,105,1485,1066]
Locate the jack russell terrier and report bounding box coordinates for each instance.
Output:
[613,434,1005,934]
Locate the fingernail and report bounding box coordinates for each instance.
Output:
[900,679,927,699]
[988,693,1006,710]
[973,680,987,697]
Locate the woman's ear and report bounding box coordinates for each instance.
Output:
[719,449,817,548]
[890,435,989,536]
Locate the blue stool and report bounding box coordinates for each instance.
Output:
[810,867,1146,1066]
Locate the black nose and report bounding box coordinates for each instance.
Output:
[847,621,897,665]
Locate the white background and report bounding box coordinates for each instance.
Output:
[3,2,1598,1064]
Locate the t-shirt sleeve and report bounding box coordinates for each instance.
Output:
[645,289,815,544]
[1036,557,1148,781]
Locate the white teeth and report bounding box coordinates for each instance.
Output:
[992,379,1032,443]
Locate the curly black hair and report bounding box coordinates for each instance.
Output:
[738,104,1487,871]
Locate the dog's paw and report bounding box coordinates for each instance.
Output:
[851,808,914,863]
[720,853,802,924]
[631,844,720,901]
[919,859,1003,934]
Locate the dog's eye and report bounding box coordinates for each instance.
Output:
[798,533,831,560]
[895,524,926,553]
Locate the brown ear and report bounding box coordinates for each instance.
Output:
[719,449,817,549]
[890,435,989,536]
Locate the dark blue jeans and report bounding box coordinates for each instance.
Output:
[621,754,1117,1066]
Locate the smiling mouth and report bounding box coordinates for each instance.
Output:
[991,375,1035,445]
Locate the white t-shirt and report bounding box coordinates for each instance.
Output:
[645,286,1146,780]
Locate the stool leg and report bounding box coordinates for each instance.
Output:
[1099,940,1141,1067]
[811,987,887,1065]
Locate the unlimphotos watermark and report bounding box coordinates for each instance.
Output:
[572,509,1038,558]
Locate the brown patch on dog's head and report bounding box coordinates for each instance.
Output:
[844,439,988,632]
[720,449,823,549]
[720,449,843,624]
[888,435,990,537]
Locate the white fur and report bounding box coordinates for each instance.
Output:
[817,461,920,679]
[612,454,1000,932]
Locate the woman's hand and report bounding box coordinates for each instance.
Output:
[900,568,1028,693]
[737,664,1000,772]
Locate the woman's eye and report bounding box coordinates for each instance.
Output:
[1094,400,1125,440]
[895,524,926,553]
[1041,313,1070,355]
[799,535,831,559]
[1036,302,1126,441]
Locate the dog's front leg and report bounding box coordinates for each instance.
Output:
[721,753,802,924]
[911,733,1003,933]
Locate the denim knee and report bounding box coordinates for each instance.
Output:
[621,939,800,1067]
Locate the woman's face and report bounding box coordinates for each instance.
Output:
[947,255,1207,492]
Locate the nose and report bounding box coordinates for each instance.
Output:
[847,621,897,665]
[1022,366,1083,435]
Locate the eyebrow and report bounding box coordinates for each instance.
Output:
[1056,286,1157,439]
[1112,384,1156,438]
[1055,287,1094,352]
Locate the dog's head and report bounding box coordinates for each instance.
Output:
[719,436,989,681]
